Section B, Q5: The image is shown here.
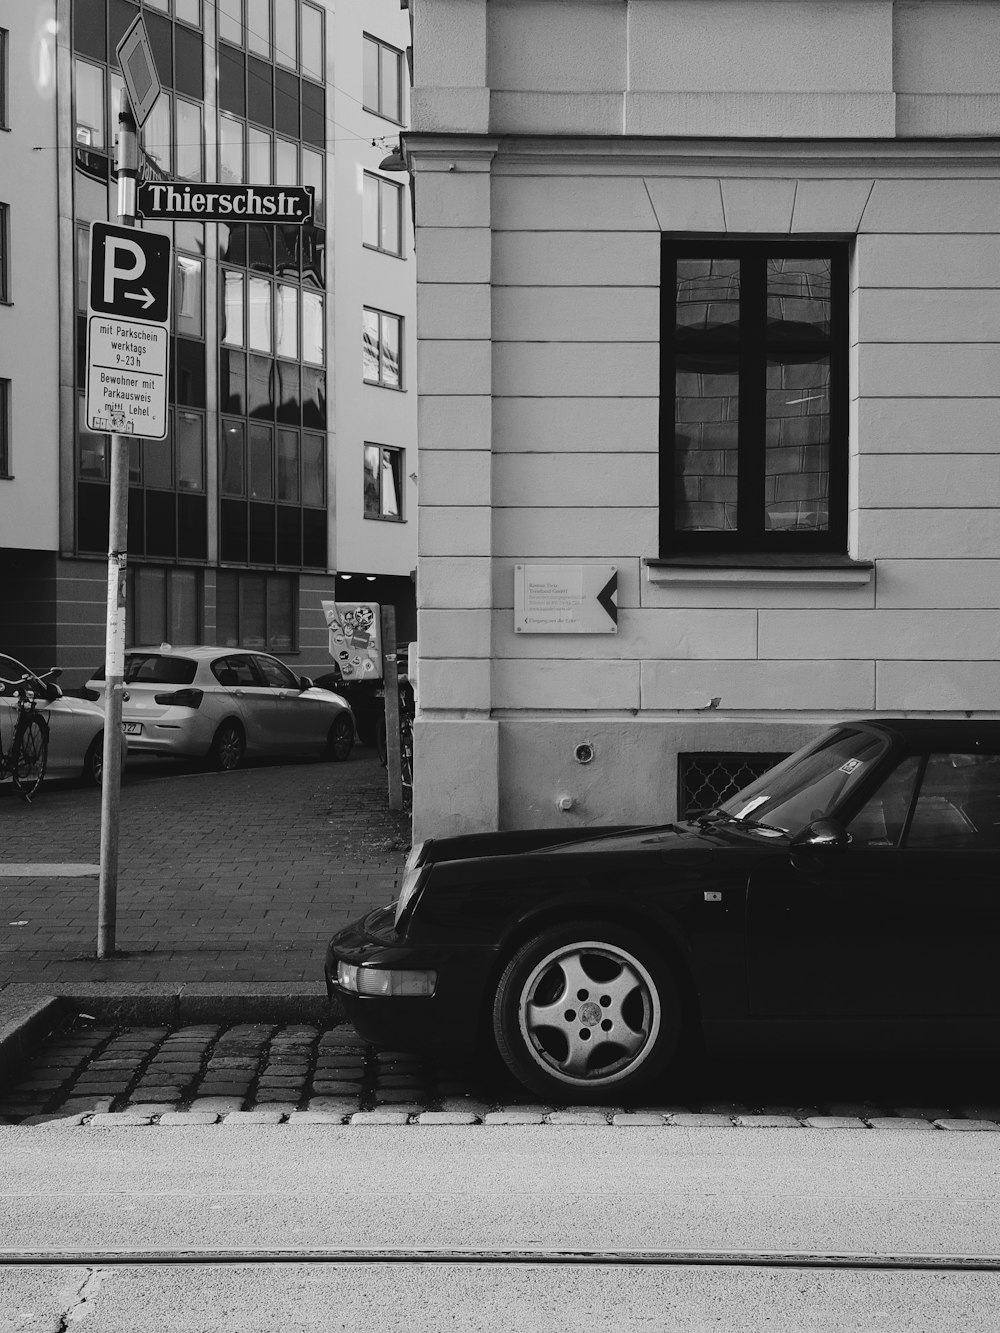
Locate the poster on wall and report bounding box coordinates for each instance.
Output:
[321,601,383,681]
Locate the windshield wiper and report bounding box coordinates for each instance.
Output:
[739,818,788,835]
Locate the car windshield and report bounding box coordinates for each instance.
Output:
[123,654,198,685]
[714,728,888,835]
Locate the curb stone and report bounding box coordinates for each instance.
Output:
[803,1117,868,1130]
[935,1119,1000,1132]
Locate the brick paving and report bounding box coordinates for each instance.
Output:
[0,752,409,984]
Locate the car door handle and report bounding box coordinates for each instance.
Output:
[234,688,245,697]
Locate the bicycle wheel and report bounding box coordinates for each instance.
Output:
[12,715,48,801]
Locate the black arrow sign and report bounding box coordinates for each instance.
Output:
[596,571,618,626]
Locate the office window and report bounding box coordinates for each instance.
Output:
[0,203,8,303]
[363,172,403,257]
[300,4,324,82]
[364,444,403,521]
[0,379,10,478]
[362,34,402,123]
[128,566,202,647]
[216,570,297,651]
[362,307,401,388]
[0,29,8,130]
[660,240,848,555]
[74,59,106,152]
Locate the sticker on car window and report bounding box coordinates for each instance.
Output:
[839,759,863,774]
[734,795,770,819]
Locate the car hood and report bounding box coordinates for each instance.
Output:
[419,820,740,870]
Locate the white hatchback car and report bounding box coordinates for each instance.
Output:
[86,645,355,770]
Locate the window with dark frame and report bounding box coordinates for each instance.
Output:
[127,565,203,647]
[216,569,297,652]
[362,306,401,388]
[364,443,403,521]
[660,240,848,556]
[0,379,10,478]
[362,171,403,257]
[362,33,402,123]
[0,202,8,302]
[0,28,8,130]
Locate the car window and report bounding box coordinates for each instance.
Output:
[253,655,299,689]
[123,654,198,685]
[848,756,921,847]
[907,753,1000,848]
[212,655,258,687]
[718,728,888,835]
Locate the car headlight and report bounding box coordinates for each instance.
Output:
[336,962,436,997]
[393,840,431,928]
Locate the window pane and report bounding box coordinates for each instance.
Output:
[274,0,297,68]
[135,567,167,645]
[219,0,243,46]
[248,126,272,183]
[175,97,203,181]
[175,254,203,338]
[381,314,400,387]
[76,226,89,311]
[247,56,273,129]
[268,581,293,652]
[249,424,273,500]
[674,354,739,532]
[302,432,324,505]
[144,435,172,489]
[765,355,830,532]
[301,290,323,365]
[381,449,400,517]
[248,354,274,417]
[176,0,202,27]
[302,147,323,226]
[217,572,239,645]
[381,179,401,255]
[362,174,378,248]
[849,757,921,847]
[676,258,740,340]
[222,270,245,346]
[363,37,378,110]
[142,91,171,175]
[362,309,379,382]
[75,60,106,151]
[221,420,246,496]
[381,45,400,120]
[170,569,200,643]
[276,428,299,501]
[248,276,272,353]
[909,753,1000,848]
[767,258,831,341]
[176,411,204,491]
[275,284,298,359]
[240,574,267,648]
[363,444,379,517]
[247,0,270,58]
[301,4,323,80]
[128,436,142,483]
[301,366,325,428]
[219,114,245,183]
[221,349,246,413]
[218,42,245,116]
[79,426,108,479]
[276,360,300,423]
[275,136,296,186]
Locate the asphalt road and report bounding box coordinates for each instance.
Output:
[2,1124,1000,1330]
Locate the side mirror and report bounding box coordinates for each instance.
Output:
[299,675,313,691]
[790,818,851,855]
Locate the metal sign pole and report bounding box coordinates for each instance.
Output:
[380,606,404,812]
[97,90,139,959]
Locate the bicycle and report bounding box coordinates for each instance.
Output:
[0,667,61,801]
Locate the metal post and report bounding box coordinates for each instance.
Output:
[380,606,404,812]
[97,90,139,958]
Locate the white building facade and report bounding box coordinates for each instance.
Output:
[0,0,416,683]
[408,0,1000,839]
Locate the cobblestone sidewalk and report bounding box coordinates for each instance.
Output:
[0,753,409,985]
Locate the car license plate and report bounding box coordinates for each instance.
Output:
[123,722,142,736]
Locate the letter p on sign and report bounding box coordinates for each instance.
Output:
[88,222,171,324]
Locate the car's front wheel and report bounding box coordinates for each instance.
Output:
[492,922,681,1103]
[82,732,104,787]
[209,719,245,771]
[324,713,354,762]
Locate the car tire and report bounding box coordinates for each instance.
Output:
[209,719,245,771]
[324,713,354,762]
[492,921,682,1103]
[82,732,104,787]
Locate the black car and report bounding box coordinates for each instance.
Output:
[326,720,1000,1102]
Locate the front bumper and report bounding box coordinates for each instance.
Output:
[325,905,496,1055]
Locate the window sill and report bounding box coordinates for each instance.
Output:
[363,380,406,393]
[644,554,873,588]
[364,513,406,524]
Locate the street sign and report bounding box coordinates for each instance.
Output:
[86,222,172,439]
[116,14,161,129]
[137,182,315,223]
[514,564,619,634]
